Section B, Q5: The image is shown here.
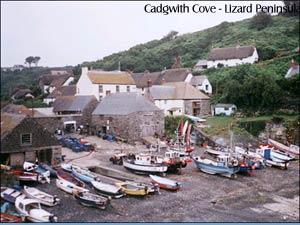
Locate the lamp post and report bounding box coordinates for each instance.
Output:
[25,93,35,117]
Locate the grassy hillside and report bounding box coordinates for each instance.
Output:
[83,15,299,72]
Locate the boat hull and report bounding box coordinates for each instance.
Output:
[72,190,109,209]
[23,186,60,207]
[149,175,181,191]
[193,158,240,177]
[91,181,124,198]
[122,159,168,174]
[115,183,149,196]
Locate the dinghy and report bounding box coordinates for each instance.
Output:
[15,195,57,222]
[61,163,73,172]
[149,174,181,191]
[39,163,57,177]
[267,139,299,156]
[1,187,25,203]
[91,180,125,198]
[115,181,152,196]
[56,169,86,188]
[71,165,102,184]
[23,186,60,207]
[72,189,109,209]
[10,169,50,184]
[1,202,24,223]
[56,178,88,194]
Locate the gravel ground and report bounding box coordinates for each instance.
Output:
[34,136,299,222]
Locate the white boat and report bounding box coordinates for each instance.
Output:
[56,178,88,194]
[23,186,60,207]
[149,174,181,191]
[61,163,73,172]
[122,153,168,174]
[257,146,294,161]
[15,195,57,222]
[71,165,102,184]
[267,139,299,156]
[256,148,290,169]
[91,180,125,198]
[23,162,38,172]
[1,187,25,203]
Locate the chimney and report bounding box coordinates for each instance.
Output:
[147,79,152,88]
[82,67,88,76]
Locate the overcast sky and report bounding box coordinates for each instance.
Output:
[1,1,283,67]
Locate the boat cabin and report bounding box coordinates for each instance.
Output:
[217,155,232,167]
[135,153,163,165]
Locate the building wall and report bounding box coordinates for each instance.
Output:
[154,99,184,116]
[184,99,211,117]
[92,110,164,143]
[207,48,259,68]
[215,106,236,116]
[198,79,212,95]
[76,68,98,99]
[99,84,137,100]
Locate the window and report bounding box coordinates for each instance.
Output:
[99,96,103,101]
[77,88,80,94]
[164,100,167,104]
[106,90,111,95]
[205,85,209,90]
[99,85,103,93]
[127,86,130,92]
[116,86,120,92]
[224,107,229,110]
[20,133,32,146]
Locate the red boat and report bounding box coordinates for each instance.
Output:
[56,169,85,188]
[0,213,23,223]
[149,174,181,191]
[10,170,49,183]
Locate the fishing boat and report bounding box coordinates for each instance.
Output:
[56,169,86,188]
[192,151,240,178]
[122,153,168,175]
[91,180,125,198]
[149,174,181,191]
[163,150,191,173]
[234,146,266,169]
[114,181,152,196]
[56,178,88,194]
[23,186,60,207]
[39,163,57,177]
[15,195,57,222]
[71,165,102,184]
[11,169,50,184]
[72,189,109,209]
[1,187,25,203]
[267,139,299,157]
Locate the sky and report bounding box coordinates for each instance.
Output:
[1,1,284,67]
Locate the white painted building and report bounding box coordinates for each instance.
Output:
[76,67,137,101]
[190,75,212,95]
[214,104,237,116]
[207,45,259,68]
[147,82,211,117]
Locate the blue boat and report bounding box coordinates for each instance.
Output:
[192,151,240,178]
[71,166,101,184]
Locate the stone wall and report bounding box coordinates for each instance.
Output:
[92,110,164,143]
[184,99,211,117]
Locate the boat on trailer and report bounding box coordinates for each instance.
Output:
[23,186,60,207]
[149,174,181,191]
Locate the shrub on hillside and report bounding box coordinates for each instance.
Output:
[249,12,273,30]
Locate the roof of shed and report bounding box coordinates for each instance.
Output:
[1,113,26,138]
[92,92,161,115]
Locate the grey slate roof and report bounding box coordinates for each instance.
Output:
[92,92,161,115]
[47,85,76,98]
[53,95,96,112]
[190,75,207,86]
[131,68,191,88]
[208,46,256,61]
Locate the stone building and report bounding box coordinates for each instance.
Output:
[92,92,164,143]
[1,113,61,167]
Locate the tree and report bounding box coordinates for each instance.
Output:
[25,56,35,67]
[249,12,273,30]
[33,56,41,67]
